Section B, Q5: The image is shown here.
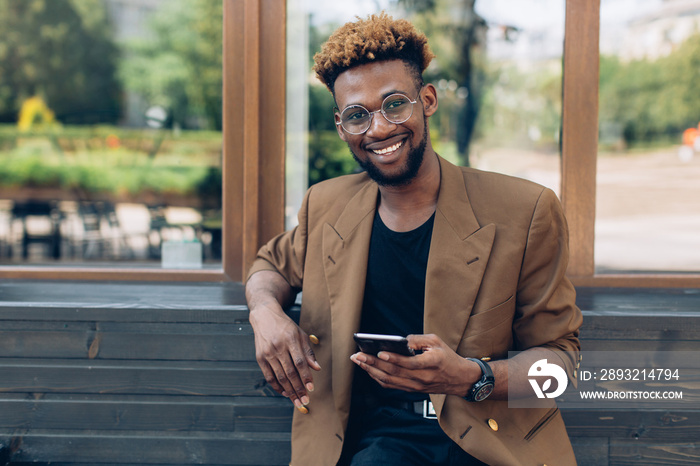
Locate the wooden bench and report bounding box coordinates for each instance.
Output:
[566,287,700,465]
[0,281,698,465]
[0,281,292,466]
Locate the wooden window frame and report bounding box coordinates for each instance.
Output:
[562,0,700,288]
[2,0,698,287]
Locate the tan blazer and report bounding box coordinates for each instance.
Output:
[248,156,582,466]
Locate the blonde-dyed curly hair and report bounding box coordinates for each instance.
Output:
[313,12,435,93]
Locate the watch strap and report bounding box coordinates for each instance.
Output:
[464,357,495,401]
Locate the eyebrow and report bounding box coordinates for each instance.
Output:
[342,89,410,110]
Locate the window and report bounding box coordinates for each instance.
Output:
[596,0,700,274]
[0,0,224,276]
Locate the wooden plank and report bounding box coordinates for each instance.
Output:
[580,316,700,340]
[223,0,287,282]
[570,437,609,466]
[222,0,245,282]
[0,322,255,361]
[576,287,700,315]
[0,394,291,433]
[578,339,700,352]
[564,410,700,440]
[241,0,262,279]
[0,359,269,397]
[0,329,90,359]
[0,267,227,283]
[258,0,286,248]
[609,439,700,465]
[0,307,249,324]
[0,280,247,307]
[561,0,600,277]
[572,274,700,289]
[3,430,291,465]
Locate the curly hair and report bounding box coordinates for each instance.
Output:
[312,12,435,93]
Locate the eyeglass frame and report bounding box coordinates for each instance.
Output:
[334,92,421,135]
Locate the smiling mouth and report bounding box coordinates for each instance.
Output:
[371,140,403,155]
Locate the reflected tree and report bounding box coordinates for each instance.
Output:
[119,0,223,130]
[0,0,121,124]
[396,0,487,167]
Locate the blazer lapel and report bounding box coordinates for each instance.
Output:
[322,181,378,419]
[425,157,495,414]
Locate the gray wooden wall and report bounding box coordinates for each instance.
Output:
[0,282,699,465]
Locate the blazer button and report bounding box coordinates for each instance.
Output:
[480,357,492,362]
[487,418,499,431]
[309,335,320,345]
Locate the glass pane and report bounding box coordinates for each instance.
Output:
[285,0,564,221]
[468,1,564,195]
[597,0,700,273]
[0,0,222,269]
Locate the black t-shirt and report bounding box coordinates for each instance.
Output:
[356,209,435,402]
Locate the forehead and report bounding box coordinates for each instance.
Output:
[333,59,416,108]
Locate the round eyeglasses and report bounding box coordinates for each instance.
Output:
[335,93,418,135]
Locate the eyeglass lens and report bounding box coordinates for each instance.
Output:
[339,94,414,134]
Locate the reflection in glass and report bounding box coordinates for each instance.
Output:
[285,0,564,220]
[597,0,700,272]
[0,0,222,268]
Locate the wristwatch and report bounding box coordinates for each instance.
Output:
[464,358,495,402]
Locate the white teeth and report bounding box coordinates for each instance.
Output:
[372,140,403,155]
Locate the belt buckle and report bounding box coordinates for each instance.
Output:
[422,400,437,419]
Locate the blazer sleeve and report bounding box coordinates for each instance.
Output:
[513,188,583,383]
[245,186,313,290]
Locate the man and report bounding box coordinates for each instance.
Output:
[246,13,582,466]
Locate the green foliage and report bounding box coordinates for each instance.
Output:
[307,79,358,185]
[599,34,700,145]
[475,62,561,149]
[0,125,220,198]
[119,0,223,130]
[308,131,357,186]
[0,0,121,124]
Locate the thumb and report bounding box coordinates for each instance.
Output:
[406,333,440,351]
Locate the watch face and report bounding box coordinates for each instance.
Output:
[474,383,494,402]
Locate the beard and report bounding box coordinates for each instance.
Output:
[349,121,428,187]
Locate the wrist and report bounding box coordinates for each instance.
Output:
[463,358,495,402]
[462,358,482,396]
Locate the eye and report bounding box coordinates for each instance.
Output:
[343,108,368,122]
[384,96,408,111]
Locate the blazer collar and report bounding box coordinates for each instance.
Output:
[322,180,377,419]
[424,156,495,349]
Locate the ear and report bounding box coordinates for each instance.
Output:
[334,110,348,141]
[420,84,438,117]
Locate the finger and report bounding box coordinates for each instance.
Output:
[288,342,316,396]
[351,354,415,391]
[270,357,310,413]
[375,350,425,369]
[258,359,285,395]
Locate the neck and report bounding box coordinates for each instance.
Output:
[377,151,441,232]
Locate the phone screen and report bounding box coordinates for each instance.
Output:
[353,333,415,356]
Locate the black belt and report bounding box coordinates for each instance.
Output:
[362,397,437,419]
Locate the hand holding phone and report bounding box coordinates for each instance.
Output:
[353,333,415,357]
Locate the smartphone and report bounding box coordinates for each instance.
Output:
[353,333,415,357]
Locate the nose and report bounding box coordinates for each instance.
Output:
[365,109,397,137]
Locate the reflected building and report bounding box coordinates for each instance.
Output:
[620,0,700,60]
